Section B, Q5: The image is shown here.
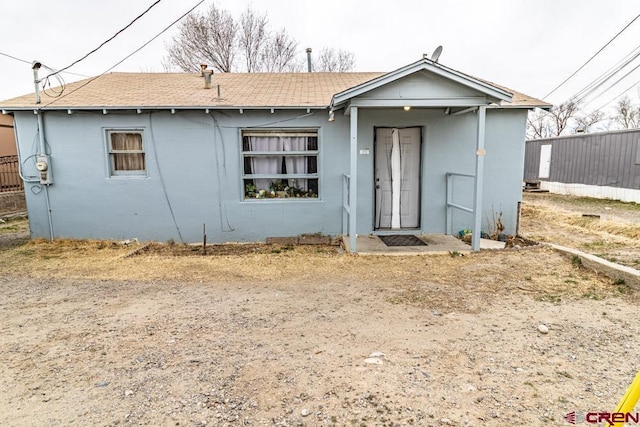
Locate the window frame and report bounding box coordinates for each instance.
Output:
[241,129,320,200]
[105,129,147,177]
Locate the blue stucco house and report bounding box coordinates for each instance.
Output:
[0,57,549,252]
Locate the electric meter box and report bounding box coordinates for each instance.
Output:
[36,155,53,185]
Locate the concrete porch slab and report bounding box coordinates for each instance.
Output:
[343,234,472,255]
[342,235,508,255]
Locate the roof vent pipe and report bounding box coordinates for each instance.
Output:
[200,64,208,76]
[203,70,213,89]
[32,60,42,104]
[306,48,312,73]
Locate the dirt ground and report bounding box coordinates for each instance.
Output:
[0,197,639,426]
[520,192,640,269]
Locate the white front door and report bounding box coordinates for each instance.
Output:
[375,127,421,229]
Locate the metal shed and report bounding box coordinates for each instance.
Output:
[524,129,640,202]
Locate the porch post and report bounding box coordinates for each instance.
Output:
[348,106,358,253]
[472,105,487,251]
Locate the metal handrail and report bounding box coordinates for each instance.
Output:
[445,172,475,235]
[342,174,350,235]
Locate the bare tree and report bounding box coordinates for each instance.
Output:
[166,4,237,72]
[527,108,553,139]
[238,7,268,72]
[166,4,353,73]
[527,101,581,139]
[573,110,605,134]
[550,101,578,136]
[259,29,300,72]
[613,95,640,129]
[160,57,176,72]
[314,47,356,72]
[165,4,301,73]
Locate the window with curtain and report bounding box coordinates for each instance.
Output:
[107,131,146,176]
[242,130,319,199]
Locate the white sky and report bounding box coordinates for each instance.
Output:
[2,0,640,114]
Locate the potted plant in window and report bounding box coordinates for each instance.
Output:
[270,181,289,198]
[245,182,257,198]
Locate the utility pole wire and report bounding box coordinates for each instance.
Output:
[0,51,31,64]
[44,0,163,80]
[591,76,640,113]
[570,45,640,104]
[580,60,640,108]
[0,51,91,78]
[543,13,640,99]
[42,0,205,108]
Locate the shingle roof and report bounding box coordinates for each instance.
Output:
[0,71,548,110]
[478,79,551,109]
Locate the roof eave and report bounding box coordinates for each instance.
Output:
[1,105,330,112]
[492,103,553,111]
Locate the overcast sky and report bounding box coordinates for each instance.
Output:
[2,0,640,113]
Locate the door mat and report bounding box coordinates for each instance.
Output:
[379,235,427,247]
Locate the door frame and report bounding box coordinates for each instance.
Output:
[372,126,423,232]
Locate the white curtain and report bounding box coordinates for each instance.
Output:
[390,128,402,229]
[250,136,283,191]
[111,133,145,171]
[283,137,308,190]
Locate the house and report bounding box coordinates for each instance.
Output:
[524,129,640,203]
[0,57,549,251]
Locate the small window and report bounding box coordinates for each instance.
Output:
[107,131,146,176]
[242,130,319,199]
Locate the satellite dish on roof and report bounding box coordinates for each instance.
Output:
[431,45,443,63]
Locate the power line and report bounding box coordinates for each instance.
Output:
[0,51,91,78]
[0,51,31,64]
[44,0,163,79]
[543,12,640,99]
[591,78,640,113]
[572,44,640,104]
[42,0,205,108]
[48,69,91,79]
[573,44,640,101]
[581,60,640,107]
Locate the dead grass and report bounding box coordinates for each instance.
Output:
[139,241,336,256]
[0,217,29,234]
[521,204,640,240]
[0,238,630,312]
[1,197,636,309]
[0,238,346,284]
[387,246,629,310]
[525,192,640,210]
[520,194,640,269]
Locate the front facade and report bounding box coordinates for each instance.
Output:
[1,58,548,251]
